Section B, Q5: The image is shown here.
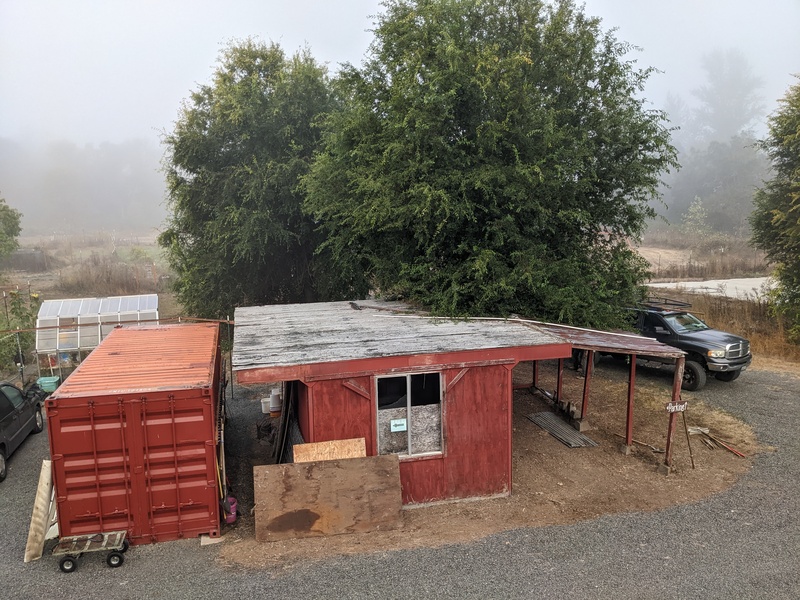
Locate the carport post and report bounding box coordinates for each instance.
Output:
[624,353,636,453]
[556,358,565,403]
[662,356,686,474]
[579,350,594,420]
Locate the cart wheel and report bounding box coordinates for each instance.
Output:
[59,556,78,573]
[106,551,125,568]
[120,539,130,553]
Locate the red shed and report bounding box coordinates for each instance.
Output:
[46,323,224,545]
[233,300,571,505]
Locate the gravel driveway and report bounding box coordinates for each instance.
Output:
[1,366,798,599]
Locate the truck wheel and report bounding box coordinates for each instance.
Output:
[715,370,741,382]
[0,448,6,482]
[33,406,44,433]
[682,360,707,391]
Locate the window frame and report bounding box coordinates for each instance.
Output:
[375,371,443,459]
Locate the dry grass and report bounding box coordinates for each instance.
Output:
[641,229,769,281]
[57,253,162,297]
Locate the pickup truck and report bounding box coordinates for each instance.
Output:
[631,298,752,391]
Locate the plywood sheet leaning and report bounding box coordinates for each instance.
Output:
[24,460,54,562]
[253,454,402,542]
[293,438,367,463]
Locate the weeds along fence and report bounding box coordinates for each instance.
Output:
[662,290,800,363]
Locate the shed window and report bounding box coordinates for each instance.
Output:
[376,373,442,457]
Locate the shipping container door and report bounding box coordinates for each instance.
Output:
[50,399,135,538]
[132,393,219,543]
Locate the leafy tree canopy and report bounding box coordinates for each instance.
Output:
[305,0,677,327]
[0,192,22,261]
[751,76,800,341]
[159,40,362,318]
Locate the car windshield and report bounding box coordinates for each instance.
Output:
[663,312,709,333]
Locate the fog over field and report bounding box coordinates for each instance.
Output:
[1,0,797,234]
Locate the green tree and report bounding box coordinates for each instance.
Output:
[0,289,41,377]
[692,49,764,143]
[305,0,676,327]
[159,40,357,318]
[0,192,21,261]
[680,197,710,237]
[658,50,767,233]
[660,134,769,234]
[751,77,800,341]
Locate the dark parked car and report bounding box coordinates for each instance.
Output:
[0,382,46,481]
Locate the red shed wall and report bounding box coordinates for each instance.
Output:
[440,364,511,500]
[304,364,511,505]
[305,377,374,451]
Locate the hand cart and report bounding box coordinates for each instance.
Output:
[52,530,129,573]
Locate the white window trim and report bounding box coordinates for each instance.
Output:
[375,372,443,458]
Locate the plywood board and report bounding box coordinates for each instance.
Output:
[293,438,366,463]
[254,455,402,542]
[24,460,53,562]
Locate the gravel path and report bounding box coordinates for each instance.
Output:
[2,367,798,599]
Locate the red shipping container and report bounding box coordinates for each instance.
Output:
[46,323,223,545]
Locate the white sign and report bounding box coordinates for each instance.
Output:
[390,418,407,432]
[666,401,688,413]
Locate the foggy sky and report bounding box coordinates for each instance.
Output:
[1,0,798,232]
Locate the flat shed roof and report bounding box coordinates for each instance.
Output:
[233,300,569,381]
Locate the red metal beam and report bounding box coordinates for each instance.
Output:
[579,350,595,419]
[625,354,637,448]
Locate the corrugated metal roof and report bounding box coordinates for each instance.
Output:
[526,321,685,358]
[233,300,567,373]
[51,323,219,398]
[37,294,158,319]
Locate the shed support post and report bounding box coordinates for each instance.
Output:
[623,354,636,455]
[532,360,539,389]
[556,358,565,404]
[661,356,686,474]
[579,350,594,420]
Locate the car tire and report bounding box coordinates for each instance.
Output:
[0,448,6,482]
[715,370,741,382]
[682,360,707,391]
[33,406,44,434]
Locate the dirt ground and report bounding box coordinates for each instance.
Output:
[217,359,760,571]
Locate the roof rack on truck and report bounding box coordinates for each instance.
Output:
[642,296,692,312]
